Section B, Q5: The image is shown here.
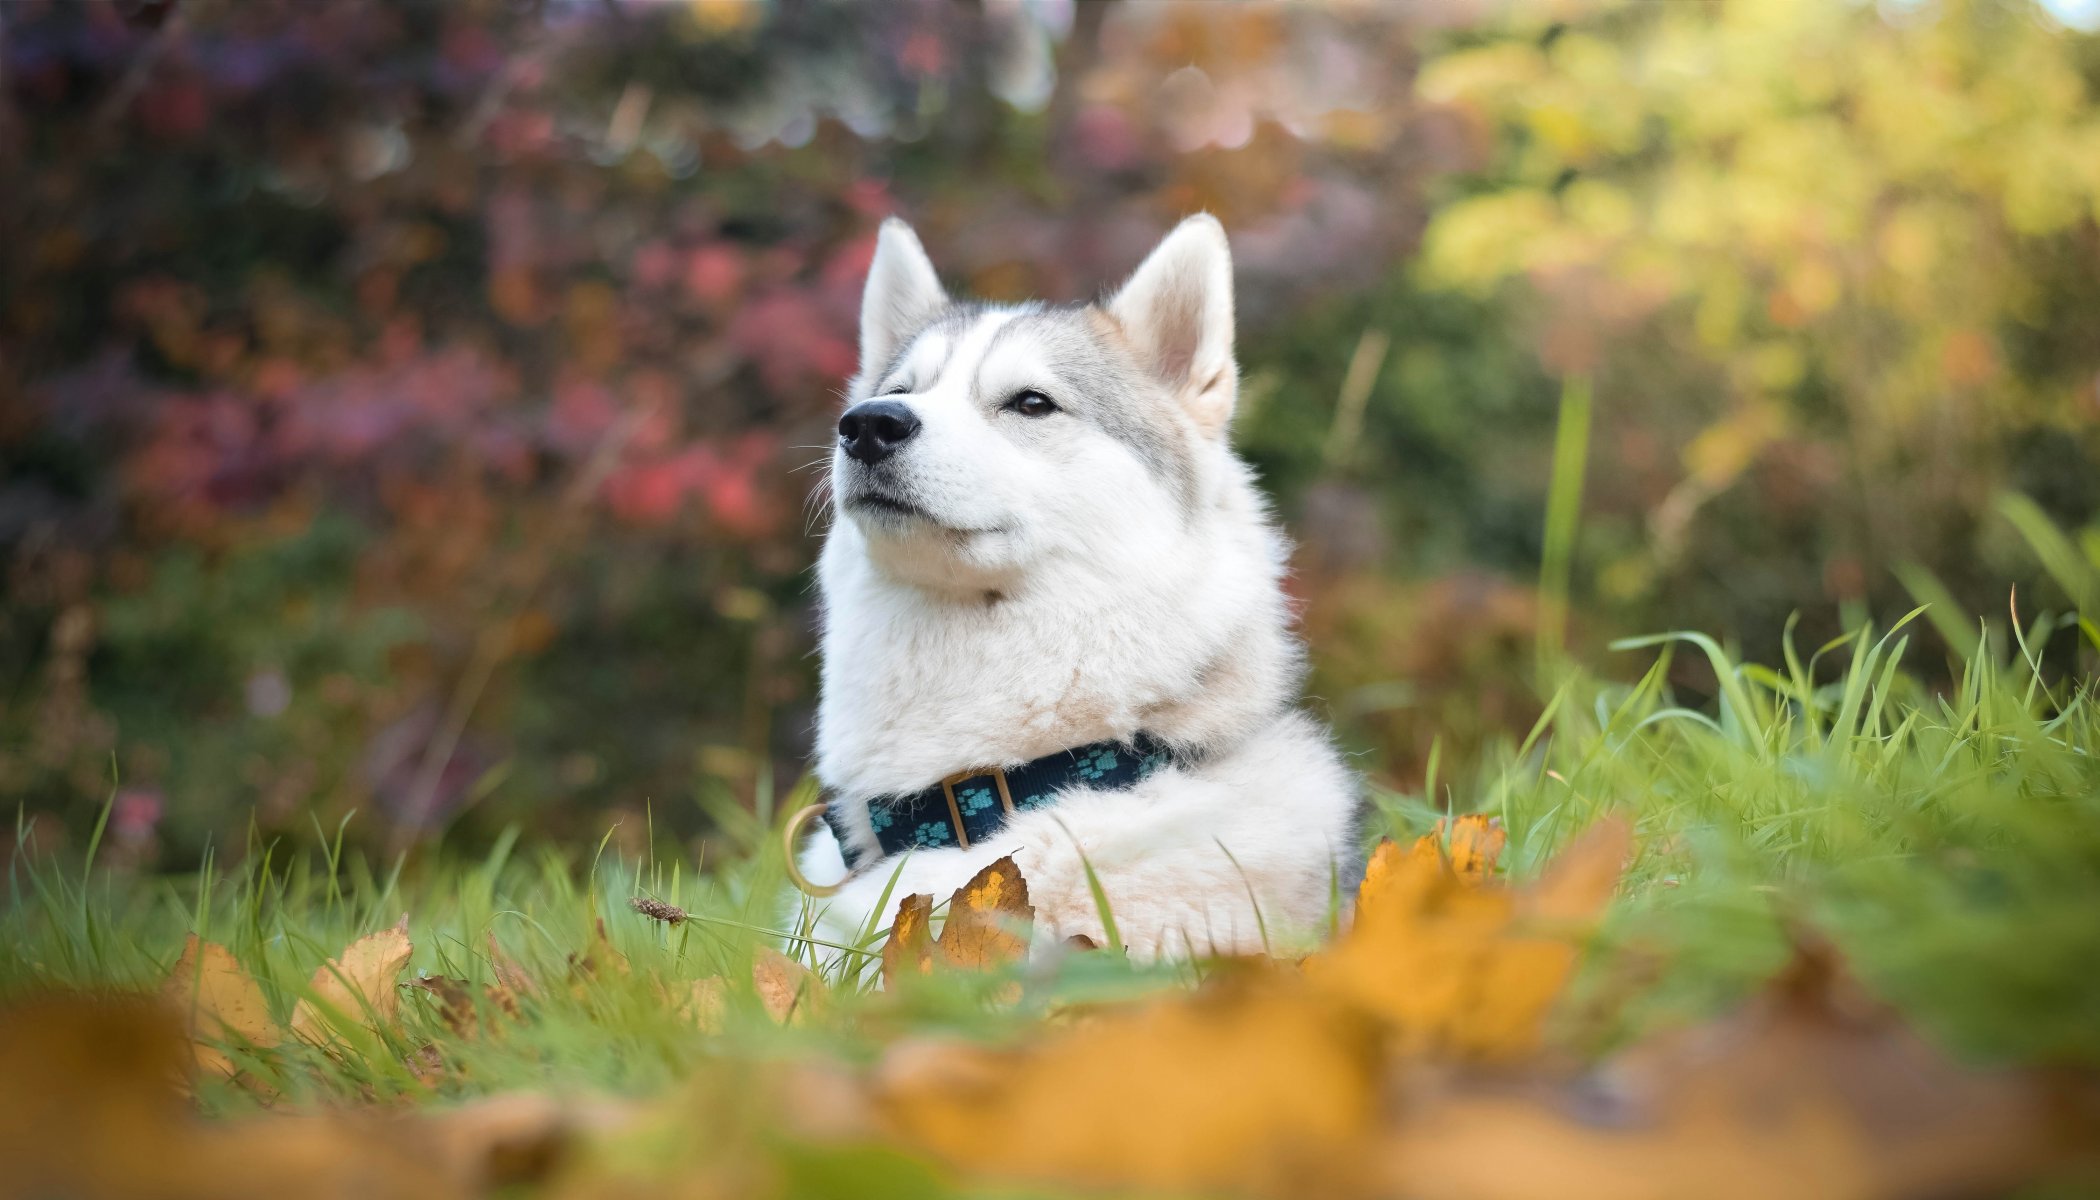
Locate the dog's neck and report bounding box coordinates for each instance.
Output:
[812,473,1301,799]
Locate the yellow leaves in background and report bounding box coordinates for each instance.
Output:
[292,917,414,1046]
[1414,0,2100,543]
[685,0,758,37]
[1420,191,1561,294]
[1683,402,1787,491]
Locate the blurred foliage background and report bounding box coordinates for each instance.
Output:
[3,0,2097,870]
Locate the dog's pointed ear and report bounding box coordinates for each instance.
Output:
[860,218,948,378]
[1107,214,1237,437]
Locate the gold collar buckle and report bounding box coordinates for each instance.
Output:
[937,766,1015,850]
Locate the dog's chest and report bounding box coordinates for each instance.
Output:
[815,585,1208,797]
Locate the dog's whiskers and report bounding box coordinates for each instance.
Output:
[801,474,836,538]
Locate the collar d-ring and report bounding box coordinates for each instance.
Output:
[783,802,845,897]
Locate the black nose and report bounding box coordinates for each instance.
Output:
[838,399,921,465]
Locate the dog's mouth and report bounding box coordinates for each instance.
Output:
[843,488,936,523]
[841,486,1007,539]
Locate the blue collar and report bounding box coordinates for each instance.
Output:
[823,734,1177,872]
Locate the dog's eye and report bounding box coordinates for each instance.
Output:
[1005,390,1059,418]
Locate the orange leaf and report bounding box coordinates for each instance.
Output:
[1308,815,1630,1060]
[878,972,1382,1193]
[935,856,1034,971]
[1405,815,1508,886]
[882,893,936,989]
[1380,937,2064,1200]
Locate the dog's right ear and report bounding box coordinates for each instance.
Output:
[859,218,948,378]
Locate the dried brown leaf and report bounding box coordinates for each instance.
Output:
[752,947,822,1025]
[406,975,479,1039]
[162,934,282,1079]
[1381,939,2078,1200]
[881,893,936,989]
[291,916,413,1045]
[485,932,536,1013]
[0,992,454,1197]
[677,976,728,1034]
[935,855,1034,971]
[566,916,630,985]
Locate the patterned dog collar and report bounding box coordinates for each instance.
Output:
[822,733,1176,872]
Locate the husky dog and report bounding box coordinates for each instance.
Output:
[796,214,1360,960]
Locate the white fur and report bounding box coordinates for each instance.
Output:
[796,215,1360,961]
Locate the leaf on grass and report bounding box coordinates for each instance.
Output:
[291,916,413,1046]
[881,893,935,989]
[1380,937,2077,1200]
[878,971,1384,1193]
[416,1091,618,1193]
[677,977,727,1034]
[935,855,1034,970]
[0,991,454,1197]
[1412,813,1508,884]
[752,947,822,1025]
[1306,814,1629,1060]
[567,916,630,984]
[407,975,479,1039]
[163,934,282,1079]
[485,932,536,1013]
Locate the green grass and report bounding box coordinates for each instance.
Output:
[8,597,2099,1117]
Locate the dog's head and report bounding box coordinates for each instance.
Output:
[828,215,1242,592]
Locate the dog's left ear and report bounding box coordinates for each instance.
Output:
[1107,214,1237,438]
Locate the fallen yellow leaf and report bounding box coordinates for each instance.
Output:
[162,934,281,1080]
[752,946,822,1025]
[1380,938,2070,1200]
[882,892,935,989]
[291,916,413,1046]
[1306,814,1630,1060]
[935,855,1033,971]
[878,971,1383,1194]
[0,992,455,1198]
[677,976,727,1034]
[1411,813,1508,884]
